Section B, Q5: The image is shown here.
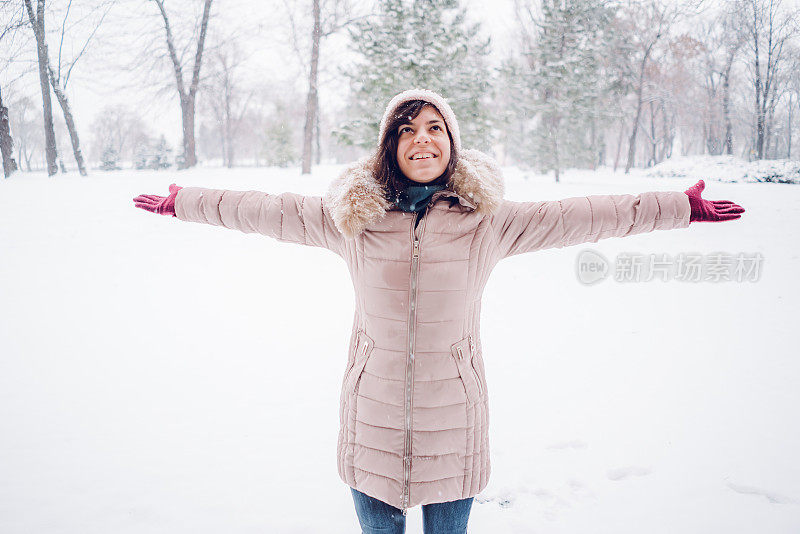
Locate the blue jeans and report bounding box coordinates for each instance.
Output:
[350,488,473,534]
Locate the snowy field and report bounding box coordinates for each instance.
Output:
[1,160,798,533]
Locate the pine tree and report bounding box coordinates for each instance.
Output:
[149,135,173,170]
[501,0,620,180]
[134,146,149,170]
[261,102,297,167]
[100,145,120,171]
[334,0,495,151]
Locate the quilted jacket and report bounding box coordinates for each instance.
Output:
[172,148,691,510]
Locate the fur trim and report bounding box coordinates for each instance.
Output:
[324,149,505,239]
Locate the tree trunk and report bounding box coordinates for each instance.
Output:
[723,72,733,155]
[314,91,321,165]
[301,0,321,175]
[625,49,651,173]
[224,75,234,168]
[154,0,212,169]
[722,50,735,155]
[613,119,625,172]
[661,100,672,160]
[751,2,763,159]
[625,97,642,173]
[551,122,560,183]
[649,100,657,167]
[0,86,18,178]
[788,94,793,159]
[25,0,58,176]
[48,67,87,176]
[180,96,196,169]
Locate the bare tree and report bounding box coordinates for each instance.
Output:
[0,86,18,177]
[738,0,798,159]
[719,10,746,155]
[787,49,800,158]
[0,1,24,177]
[284,0,367,174]
[23,0,57,175]
[152,0,213,169]
[202,43,252,168]
[301,0,321,174]
[621,0,702,173]
[696,12,745,156]
[44,1,113,176]
[90,104,151,166]
[7,96,38,171]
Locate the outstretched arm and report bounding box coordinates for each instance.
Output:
[489,180,744,259]
[132,184,344,256]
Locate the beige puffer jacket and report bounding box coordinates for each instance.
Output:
[173,148,691,510]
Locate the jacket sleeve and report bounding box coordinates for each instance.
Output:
[489,190,691,259]
[174,187,344,256]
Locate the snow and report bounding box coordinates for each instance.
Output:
[1,159,798,533]
[646,154,800,184]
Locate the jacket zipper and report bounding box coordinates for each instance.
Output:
[401,208,428,514]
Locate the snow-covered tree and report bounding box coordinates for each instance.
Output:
[149,135,172,170]
[334,0,494,151]
[100,145,120,171]
[501,0,619,180]
[261,101,297,167]
[134,146,149,170]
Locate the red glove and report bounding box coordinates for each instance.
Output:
[133,183,182,217]
[683,180,745,223]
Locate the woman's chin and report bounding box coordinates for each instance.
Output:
[407,174,437,184]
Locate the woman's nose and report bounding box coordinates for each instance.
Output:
[414,132,431,143]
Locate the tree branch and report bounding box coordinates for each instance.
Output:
[152,0,186,97]
[188,0,213,99]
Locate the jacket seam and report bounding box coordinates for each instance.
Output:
[215,191,225,226]
[279,195,285,240]
[300,195,308,245]
[321,199,333,252]
[654,195,662,231]
[557,200,566,246]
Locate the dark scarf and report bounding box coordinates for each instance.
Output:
[394,184,446,213]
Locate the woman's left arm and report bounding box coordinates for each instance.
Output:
[489,180,744,259]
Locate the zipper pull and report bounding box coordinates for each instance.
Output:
[468,334,475,354]
[412,240,419,258]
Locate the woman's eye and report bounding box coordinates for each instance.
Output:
[400,127,412,134]
[431,125,441,131]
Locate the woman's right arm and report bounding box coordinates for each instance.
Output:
[134,185,345,256]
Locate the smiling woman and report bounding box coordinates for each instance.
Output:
[132,88,744,534]
[370,96,460,209]
[395,106,452,184]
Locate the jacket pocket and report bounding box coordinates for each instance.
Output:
[344,330,375,395]
[450,335,483,403]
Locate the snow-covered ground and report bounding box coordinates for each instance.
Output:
[1,159,798,533]
[645,154,800,184]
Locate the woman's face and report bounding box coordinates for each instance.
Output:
[395,105,451,184]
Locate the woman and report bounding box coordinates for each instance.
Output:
[133,89,744,533]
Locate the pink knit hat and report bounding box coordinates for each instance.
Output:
[378,89,462,151]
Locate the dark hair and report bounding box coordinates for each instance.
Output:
[371,100,459,206]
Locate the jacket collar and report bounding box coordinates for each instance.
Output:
[324,148,505,239]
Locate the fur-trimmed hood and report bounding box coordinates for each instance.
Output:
[323,148,505,239]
